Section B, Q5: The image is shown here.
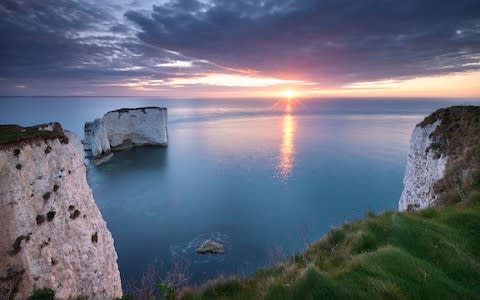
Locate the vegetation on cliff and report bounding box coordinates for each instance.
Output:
[421,106,480,206]
[0,123,68,147]
[6,106,479,299]
[181,106,480,300]
[181,203,480,299]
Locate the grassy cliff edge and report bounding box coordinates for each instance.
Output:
[0,123,69,148]
[181,106,480,300]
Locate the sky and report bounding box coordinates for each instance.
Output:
[1,0,479,98]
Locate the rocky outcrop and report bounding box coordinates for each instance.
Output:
[399,120,448,211]
[65,129,85,159]
[83,119,110,158]
[84,107,168,158]
[0,124,122,299]
[103,107,168,150]
[399,106,480,211]
[195,240,225,254]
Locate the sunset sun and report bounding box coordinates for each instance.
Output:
[282,89,297,99]
[1,1,480,299]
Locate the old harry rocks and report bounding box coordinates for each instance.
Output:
[84,107,168,159]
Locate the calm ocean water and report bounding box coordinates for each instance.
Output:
[1,97,479,285]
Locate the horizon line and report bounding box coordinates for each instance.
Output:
[1,95,479,100]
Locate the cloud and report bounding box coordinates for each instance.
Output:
[155,60,194,68]
[126,0,480,85]
[164,74,303,87]
[0,0,210,80]
[100,73,303,90]
[0,0,115,76]
[1,0,479,95]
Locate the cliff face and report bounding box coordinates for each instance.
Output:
[104,107,168,150]
[84,119,111,158]
[84,107,168,158]
[399,106,480,211]
[0,124,122,299]
[399,120,448,211]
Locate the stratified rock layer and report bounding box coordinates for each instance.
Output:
[0,125,122,299]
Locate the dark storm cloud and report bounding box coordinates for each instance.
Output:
[126,0,480,84]
[0,0,209,83]
[0,0,114,77]
[1,0,479,95]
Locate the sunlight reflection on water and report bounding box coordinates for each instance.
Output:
[3,97,480,285]
[277,113,296,181]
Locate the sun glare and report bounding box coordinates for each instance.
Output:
[282,89,296,99]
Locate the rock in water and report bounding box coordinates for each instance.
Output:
[195,240,225,254]
[0,123,122,299]
[84,107,168,159]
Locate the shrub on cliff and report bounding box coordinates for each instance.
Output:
[421,106,480,206]
[29,288,55,300]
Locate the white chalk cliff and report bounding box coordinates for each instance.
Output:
[84,118,111,158]
[399,120,448,211]
[0,124,122,299]
[84,107,168,158]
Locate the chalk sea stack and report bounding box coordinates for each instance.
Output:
[84,107,168,161]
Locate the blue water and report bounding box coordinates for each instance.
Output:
[1,97,479,286]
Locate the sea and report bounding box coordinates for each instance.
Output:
[1,97,479,286]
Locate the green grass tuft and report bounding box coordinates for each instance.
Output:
[182,203,480,300]
[0,123,68,146]
[28,288,55,300]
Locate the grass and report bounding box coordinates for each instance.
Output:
[182,203,480,300]
[182,106,480,300]
[29,288,55,300]
[0,123,68,146]
[420,106,480,205]
[0,129,58,144]
[111,107,164,115]
[7,106,479,299]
